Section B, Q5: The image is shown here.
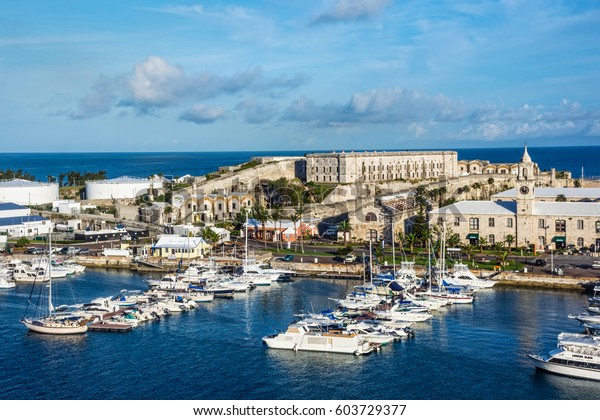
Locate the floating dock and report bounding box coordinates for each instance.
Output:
[87,323,133,332]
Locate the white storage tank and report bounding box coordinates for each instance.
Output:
[85,176,163,200]
[0,179,59,205]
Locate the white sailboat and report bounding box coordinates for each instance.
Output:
[21,228,88,335]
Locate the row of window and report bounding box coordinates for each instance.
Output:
[460,217,514,230]
[458,217,600,233]
[475,235,588,247]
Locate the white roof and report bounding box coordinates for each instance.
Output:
[430,201,516,216]
[533,202,600,217]
[431,199,600,217]
[493,187,600,200]
[87,176,153,185]
[154,235,207,249]
[0,178,55,187]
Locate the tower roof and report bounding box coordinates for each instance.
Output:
[521,145,532,163]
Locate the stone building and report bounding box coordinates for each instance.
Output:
[430,146,600,252]
[305,151,458,184]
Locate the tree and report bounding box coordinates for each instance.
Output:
[478,236,488,253]
[16,237,30,248]
[338,219,352,245]
[270,206,282,251]
[295,206,305,253]
[201,227,221,248]
[289,212,300,252]
[471,182,482,200]
[556,194,567,202]
[505,234,515,252]
[405,233,417,255]
[462,242,474,262]
[252,204,270,249]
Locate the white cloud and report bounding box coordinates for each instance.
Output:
[180,103,226,124]
[72,56,306,118]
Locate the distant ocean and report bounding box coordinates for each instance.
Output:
[0,146,598,181]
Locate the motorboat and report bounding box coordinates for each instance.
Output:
[0,271,16,289]
[404,291,447,310]
[262,323,378,355]
[445,263,496,289]
[374,302,433,323]
[529,332,600,381]
[12,264,49,283]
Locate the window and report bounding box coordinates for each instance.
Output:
[596,221,600,233]
[454,217,460,226]
[577,237,584,247]
[555,220,566,233]
[507,218,513,228]
[365,212,377,222]
[538,219,546,229]
[488,217,495,227]
[577,220,584,230]
[488,234,495,245]
[232,202,236,210]
[469,218,479,230]
[218,203,222,211]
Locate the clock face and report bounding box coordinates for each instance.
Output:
[519,186,530,195]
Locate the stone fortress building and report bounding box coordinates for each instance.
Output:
[305,150,459,183]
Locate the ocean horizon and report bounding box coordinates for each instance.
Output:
[0,145,598,181]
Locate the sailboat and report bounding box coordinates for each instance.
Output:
[21,228,88,335]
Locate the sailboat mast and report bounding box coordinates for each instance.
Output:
[48,223,53,314]
[391,214,396,277]
[369,238,373,284]
[428,239,432,294]
[245,211,249,268]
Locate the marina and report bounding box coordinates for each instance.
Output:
[1,267,599,399]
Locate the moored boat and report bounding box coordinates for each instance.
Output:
[529,332,600,381]
[262,323,378,355]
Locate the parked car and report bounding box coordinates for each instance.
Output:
[283,254,294,262]
[121,234,132,241]
[77,248,90,255]
[592,261,600,270]
[25,247,43,254]
[344,254,356,263]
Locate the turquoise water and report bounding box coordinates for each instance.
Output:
[0,269,597,400]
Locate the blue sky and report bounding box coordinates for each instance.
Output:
[1,0,600,152]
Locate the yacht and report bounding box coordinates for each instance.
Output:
[262,323,378,355]
[445,263,496,289]
[529,332,600,381]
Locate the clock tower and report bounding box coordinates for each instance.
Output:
[516,145,535,215]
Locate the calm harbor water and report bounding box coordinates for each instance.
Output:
[0,268,598,400]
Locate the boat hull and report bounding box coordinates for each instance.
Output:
[528,354,600,381]
[21,319,88,335]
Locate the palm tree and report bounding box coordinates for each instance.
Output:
[505,234,515,252]
[462,242,474,262]
[478,236,488,253]
[295,205,305,253]
[471,182,482,200]
[405,233,417,255]
[289,212,300,252]
[252,204,269,249]
[396,232,405,253]
[270,207,282,251]
[338,219,352,245]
